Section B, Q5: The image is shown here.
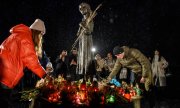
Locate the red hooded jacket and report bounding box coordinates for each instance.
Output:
[0,24,46,88]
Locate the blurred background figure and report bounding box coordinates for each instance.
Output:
[95,54,107,81]
[69,48,78,81]
[55,50,69,79]
[105,52,116,73]
[119,67,128,83]
[151,50,168,101]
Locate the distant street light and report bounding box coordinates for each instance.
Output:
[91,47,96,57]
[91,47,96,52]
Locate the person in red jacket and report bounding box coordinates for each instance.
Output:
[0,19,48,106]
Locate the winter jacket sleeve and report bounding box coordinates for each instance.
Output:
[20,39,46,78]
[131,49,151,78]
[108,59,122,80]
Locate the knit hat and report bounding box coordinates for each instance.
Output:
[30,19,46,35]
[113,46,124,55]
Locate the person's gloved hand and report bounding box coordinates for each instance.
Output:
[107,77,112,83]
[35,78,45,88]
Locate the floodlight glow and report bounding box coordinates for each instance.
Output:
[91,47,96,52]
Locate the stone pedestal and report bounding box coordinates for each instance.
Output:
[131,96,142,108]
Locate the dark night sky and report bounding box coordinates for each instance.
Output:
[0,0,180,70]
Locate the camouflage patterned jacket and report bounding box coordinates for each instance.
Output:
[108,46,153,91]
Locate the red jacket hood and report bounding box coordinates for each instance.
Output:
[10,24,31,34]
